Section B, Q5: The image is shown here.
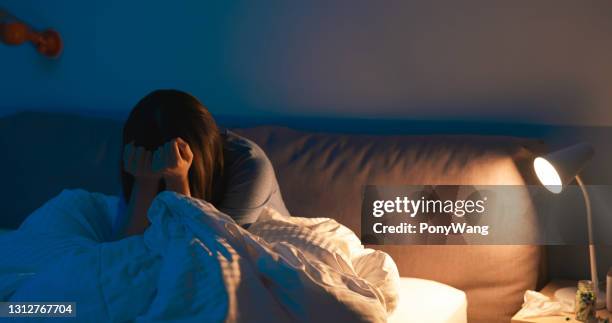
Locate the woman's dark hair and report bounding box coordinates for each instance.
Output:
[121,89,224,203]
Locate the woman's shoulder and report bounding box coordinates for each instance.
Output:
[223,130,267,156]
[222,130,273,173]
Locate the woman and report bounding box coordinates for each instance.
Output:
[117,89,290,237]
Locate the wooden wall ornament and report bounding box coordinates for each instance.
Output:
[0,9,63,58]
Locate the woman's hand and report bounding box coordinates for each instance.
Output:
[123,138,193,196]
[123,142,160,181]
[152,137,194,196]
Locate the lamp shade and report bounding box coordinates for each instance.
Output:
[533,143,594,193]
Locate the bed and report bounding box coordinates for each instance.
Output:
[0,112,541,322]
[0,223,468,323]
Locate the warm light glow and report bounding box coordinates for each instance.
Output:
[534,157,563,193]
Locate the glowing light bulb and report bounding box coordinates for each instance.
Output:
[533,157,562,193]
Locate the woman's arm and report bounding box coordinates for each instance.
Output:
[123,144,161,236]
[124,178,159,236]
[217,131,290,226]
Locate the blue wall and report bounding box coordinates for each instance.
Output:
[2,1,612,124]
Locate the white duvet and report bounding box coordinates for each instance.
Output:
[0,190,399,322]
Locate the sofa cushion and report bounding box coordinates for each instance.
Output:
[235,126,541,323]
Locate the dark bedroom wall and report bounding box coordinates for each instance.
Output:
[2,0,612,125]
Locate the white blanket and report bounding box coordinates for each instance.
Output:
[0,190,398,322]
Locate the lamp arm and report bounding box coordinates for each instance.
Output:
[575,175,599,297]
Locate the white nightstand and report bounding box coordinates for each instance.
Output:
[512,280,610,322]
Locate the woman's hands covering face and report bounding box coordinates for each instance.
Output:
[123,143,158,180]
[151,137,193,182]
[123,138,194,196]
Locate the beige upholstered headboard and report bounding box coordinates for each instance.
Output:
[236,126,542,323]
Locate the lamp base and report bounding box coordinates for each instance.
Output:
[554,286,606,310]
